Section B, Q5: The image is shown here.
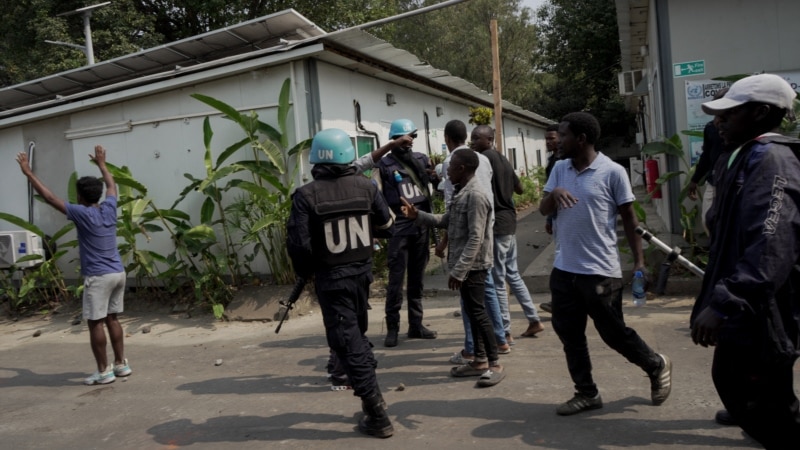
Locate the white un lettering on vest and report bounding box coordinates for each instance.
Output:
[324,214,371,253]
[399,179,425,202]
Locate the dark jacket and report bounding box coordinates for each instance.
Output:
[692,135,800,364]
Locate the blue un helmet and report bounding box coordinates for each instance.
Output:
[388,119,417,140]
[309,128,355,164]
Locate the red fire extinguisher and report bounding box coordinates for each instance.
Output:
[645,159,662,199]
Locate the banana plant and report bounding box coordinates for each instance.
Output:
[179,77,311,286]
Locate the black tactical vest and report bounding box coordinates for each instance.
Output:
[298,175,374,268]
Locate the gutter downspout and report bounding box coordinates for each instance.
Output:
[354,100,381,147]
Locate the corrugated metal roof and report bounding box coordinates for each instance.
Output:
[0,9,322,114]
[0,9,553,126]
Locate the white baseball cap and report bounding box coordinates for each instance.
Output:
[701,73,797,115]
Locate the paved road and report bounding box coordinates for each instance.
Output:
[1,292,772,450]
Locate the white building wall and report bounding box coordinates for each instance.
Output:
[0,56,548,279]
[314,62,545,174]
[637,0,800,232]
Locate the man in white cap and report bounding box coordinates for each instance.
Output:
[691,73,800,448]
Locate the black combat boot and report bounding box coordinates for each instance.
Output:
[407,324,437,339]
[384,322,399,347]
[358,394,394,438]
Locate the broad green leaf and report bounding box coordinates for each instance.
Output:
[656,171,684,184]
[129,198,151,222]
[200,197,215,224]
[256,139,286,174]
[203,117,214,174]
[250,215,280,234]
[67,172,78,204]
[215,137,250,168]
[632,200,646,223]
[256,120,282,143]
[50,223,76,242]
[0,212,45,237]
[212,303,225,319]
[228,180,274,198]
[192,93,243,124]
[288,138,312,157]
[196,165,244,192]
[15,254,43,263]
[681,130,704,138]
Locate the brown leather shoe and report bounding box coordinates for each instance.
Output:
[520,321,545,337]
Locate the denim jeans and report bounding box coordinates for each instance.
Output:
[549,268,660,396]
[459,269,498,362]
[462,269,506,354]
[492,234,541,334]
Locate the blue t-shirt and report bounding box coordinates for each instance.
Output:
[544,152,634,278]
[65,196,124,276]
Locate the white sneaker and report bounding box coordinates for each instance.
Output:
[84,366,116,385]
[113,358,132,377]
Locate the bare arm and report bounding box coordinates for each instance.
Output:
[90,145,116,198]
[371,135,413,163]
[619,202,645,271]
[16,152,66,214]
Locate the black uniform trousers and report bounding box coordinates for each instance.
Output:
[385,229,429,327]
[316,272,379,399]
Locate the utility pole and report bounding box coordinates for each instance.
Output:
[46,2,110,65]
[490,19,504,154]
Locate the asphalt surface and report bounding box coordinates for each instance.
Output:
[2,203,786,450]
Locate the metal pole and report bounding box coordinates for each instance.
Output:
[83,11,95,65]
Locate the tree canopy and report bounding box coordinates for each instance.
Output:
[0,0,635,143]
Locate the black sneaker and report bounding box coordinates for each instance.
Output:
[556,392,603,416]
[407,325,437,339]
[650,353,672,406]
[540,302,553,313]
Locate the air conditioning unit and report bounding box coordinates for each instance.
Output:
[618,69,645,96]
[0,231,45,269]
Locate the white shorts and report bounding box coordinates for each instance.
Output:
[83,271,126,321]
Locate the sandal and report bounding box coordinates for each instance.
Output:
[450,362,488,377]
[476,366,506,387]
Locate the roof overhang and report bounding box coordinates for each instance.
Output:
[615,0,649,72]
[0,8,552,129]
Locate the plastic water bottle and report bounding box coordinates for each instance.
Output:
[632,270,646,307]
[393,170,402,183]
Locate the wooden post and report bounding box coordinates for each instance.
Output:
[490,19,503,154]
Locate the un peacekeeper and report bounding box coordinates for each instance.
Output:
[287,128,396,438]
[372,118,438,347]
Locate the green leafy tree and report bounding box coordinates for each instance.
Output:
[531,0,636,145]
[0,0,162,86]
[374,0,541,108]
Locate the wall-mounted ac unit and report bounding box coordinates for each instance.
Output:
[0,231,45,269]
[618,69,645,96]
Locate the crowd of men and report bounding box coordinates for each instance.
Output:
[29,72,796,447]
[287,73,799,447]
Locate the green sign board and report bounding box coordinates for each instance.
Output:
[673,60,705,77]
